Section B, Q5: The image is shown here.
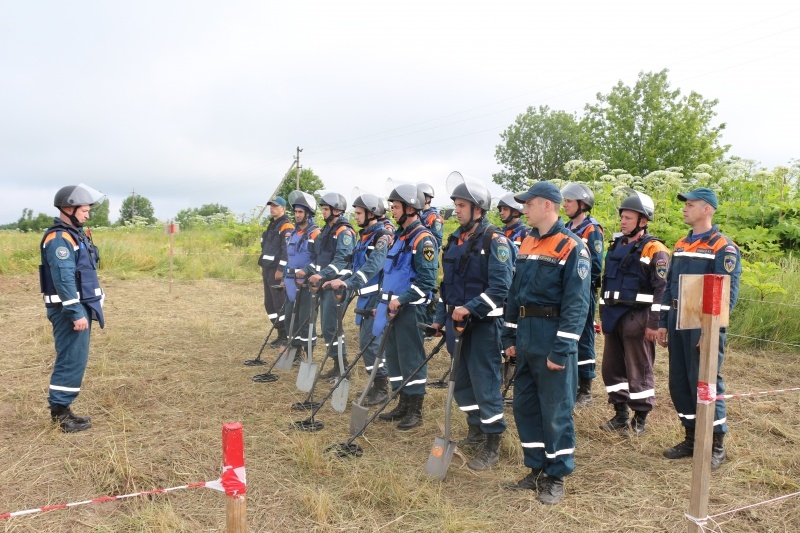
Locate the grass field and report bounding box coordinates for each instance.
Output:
[2,273,799,532]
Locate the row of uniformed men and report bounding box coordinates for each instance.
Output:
[258,179,740,505]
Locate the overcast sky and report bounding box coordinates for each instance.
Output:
[1,1,798,225]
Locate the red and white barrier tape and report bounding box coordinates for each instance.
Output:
[698,383,800,402]
[2,422,246,521]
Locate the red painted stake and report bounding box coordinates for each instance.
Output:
[222,422,247,532]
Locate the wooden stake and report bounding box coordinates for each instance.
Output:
[222,422,247,532]
[687,274,726,533]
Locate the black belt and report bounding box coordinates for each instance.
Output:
[519,306,560,318]
[672,299,679,309]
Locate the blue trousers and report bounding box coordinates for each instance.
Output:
[577,290,597,379]
[48,305,91,407]
[284,288,316,348]
[358,311,386,378]
[383,305,427,396]
[667,311,728,433]
[447,318,506,434]
[320,290,347,361]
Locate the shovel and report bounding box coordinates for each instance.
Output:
[349,303,398,437]
[330,287,351,413]
[275,285,305,372]
[296,282,322,392]
[424,316,470,480]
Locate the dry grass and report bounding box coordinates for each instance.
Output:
[1,274,799,532]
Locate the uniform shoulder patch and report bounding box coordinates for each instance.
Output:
[495,235,508,245]
[423,245,435,262]
[577,257,590,280]
[341,233,353,246]
[655,258,668,279]
[724,245,737,254]
[375,235,390,250]
[593,240,603,254]
[579,248,590,258]
[496,245,510,263]
[433,220,443,232]
[724,254,737,273]
[55,246,70,260]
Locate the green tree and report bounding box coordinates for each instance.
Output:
[13,208,53,232]
[275,167,325,201]
[89,199,111,227]
[493,105,583,192]
[581,69,728,176]
[118,194,156,225]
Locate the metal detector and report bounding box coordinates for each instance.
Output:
[349,304,398,436]
[244,293,286,366]
[330,287,351,413]
[296,282,322,392]
[328,335,447,458]
[424,317,469,480]
[252,286,306,382]
[418,323,450,388]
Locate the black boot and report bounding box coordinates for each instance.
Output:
[363,376,389,407]
[51,404,91,433]
[504,468,544,491]
[599,403,629,432]
[575,377,593,407]
[537,475,565,505]
[711,433,727,471]
[468,433,502,470]
[320,357,348,380]
[458,423,486,448]
[396,394,424,430]
[379,392,410,421]
[663,426,695,459]
[630,411,647,436]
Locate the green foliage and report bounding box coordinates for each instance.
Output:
[10,208,53,232]
[118,194,156,225]
[493,105,582,192]
[175,203,233,228]
[89,199,111,226]
[740,260,787,301]
[581,69,728,176]
[275,168,325,201]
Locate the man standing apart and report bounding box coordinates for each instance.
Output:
[258,197,294,348]
[432,173,512,471]
[658,188,740,470]
[561,182,604,406]
[40,184,107,432]
[503,181,590,504]
[375,184,438,430]
[599,190,670,436]
[307,192,357,379]
[327,193,393,405]
[283,191,321,357]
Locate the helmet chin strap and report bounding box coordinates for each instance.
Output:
[623,218,647,239]
[500,210,520,225]
[567,202,586,221]
[59,207,83,227]
[459,206,480,233]
[358,213,376,228]
[324,210,339,225]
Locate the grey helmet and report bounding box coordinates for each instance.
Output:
[387,183,425,212]
[497,192,524,213]
[560,182,595,210]
[416,182,435,200]
[288,190,317,215]
[54,183,106,208]
[618,188,655,220]
[318,191,348,212]
[353,193,386,216]
[446,171,492,211]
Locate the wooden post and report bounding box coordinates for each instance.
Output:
[222,422,247,532]
[686,274,726,532]
[165,221,178,294]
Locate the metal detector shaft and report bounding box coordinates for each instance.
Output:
[345,335,447,446]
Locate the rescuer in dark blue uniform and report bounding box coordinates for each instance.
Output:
[599,189,670,436]
[375,183,439,430]
[283,191,320,356]
[497,192,530,256]
[40,184,106,432]
[326,192,393,405]
[658,187,741,471]
[307,192,357,379]
[503,181,590,505]
[561,182,604,407]
[259,196,294,348]
[431,172,513,471]
[417,182,444,247]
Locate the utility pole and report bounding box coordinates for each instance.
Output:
[295,146,303,189]
[130,189,137,221]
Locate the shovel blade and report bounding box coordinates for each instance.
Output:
[275,347,295,372]
[349,401,369,437]
[424,436,457,480]
[296,361,317,392]
[330,377,350,413]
